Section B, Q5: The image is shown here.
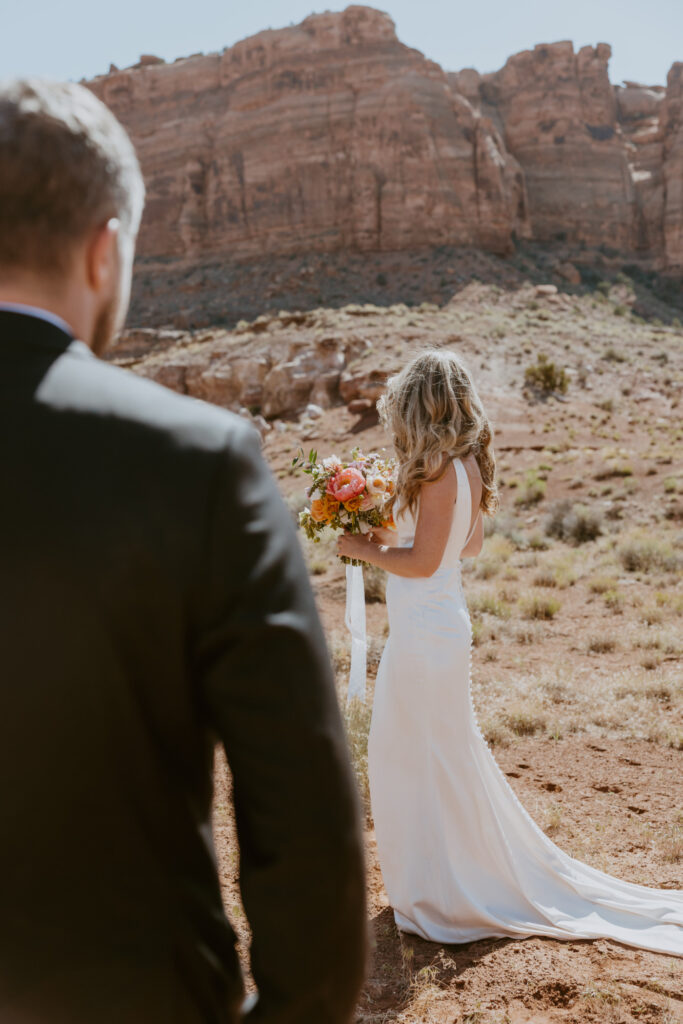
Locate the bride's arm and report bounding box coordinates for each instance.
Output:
[336,467,457,577]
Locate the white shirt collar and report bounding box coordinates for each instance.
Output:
[0,302,75,339]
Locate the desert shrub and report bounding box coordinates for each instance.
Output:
[474,559,500,580]
[533,567,557,588]
[481,718,511,748]
[533,557,575,589]
[485,510,526,549]
[595,398,614,413]
[588,574,617,594]
[474,534,515,579]
[593,461,633,480]
[588,636,617,653]
[485,534,515,561]
[514,469,547,507]
[544,499,603,544]
[618,535,681,574]
[603,588,625,613]
[660,823,683,864]
[524,353,568,394]
[520,593,560,619]
[512,623,543,644]
[504,709,547,736]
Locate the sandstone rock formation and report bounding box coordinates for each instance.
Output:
[117,309,377,419]
[85,6,682,328]
[661,63,683,268]
[458,42,634,249]
[88,6,527,267]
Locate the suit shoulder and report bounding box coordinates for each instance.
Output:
[54,341,260,455]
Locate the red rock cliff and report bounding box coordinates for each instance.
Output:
[88,6,528,264]
[84,4,682,328]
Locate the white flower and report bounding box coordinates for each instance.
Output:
[359,519,373,534]
[366,473,389,498]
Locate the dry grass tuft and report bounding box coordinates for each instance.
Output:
[469,593,512,619]
[503,708,547,737]
[588,636,617,654]
[659,821,683,864]
[342,696,372,819]
[520,593,560,619]
[588,574,618,594]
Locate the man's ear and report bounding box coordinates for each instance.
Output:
[86,217,120,293]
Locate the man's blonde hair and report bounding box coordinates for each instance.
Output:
[0,78,145,274]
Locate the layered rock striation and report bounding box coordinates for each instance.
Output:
[85,6,682,327]
[88,6,528,265]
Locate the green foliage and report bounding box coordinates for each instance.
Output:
[524,353,568,394]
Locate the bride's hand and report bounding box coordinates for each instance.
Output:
[369,526,397,547]
[336,531,371,560]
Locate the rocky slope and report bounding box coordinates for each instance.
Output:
[86,6,682,327]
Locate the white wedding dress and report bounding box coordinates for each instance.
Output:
[367,456,683,955]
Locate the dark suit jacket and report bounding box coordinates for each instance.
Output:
[0,310,366,1024]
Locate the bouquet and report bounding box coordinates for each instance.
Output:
[292,446,397,565]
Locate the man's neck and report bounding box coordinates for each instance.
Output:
[0,279,91,347]
[0,300,77,338]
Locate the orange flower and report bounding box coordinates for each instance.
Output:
[310,498,326,522]
[343,494,364,512]
[382,512,396,528]
[311,494,340,523]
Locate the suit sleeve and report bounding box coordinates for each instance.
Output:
[194,419,367,1023]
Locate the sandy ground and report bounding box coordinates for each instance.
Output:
[214,738,682,1023]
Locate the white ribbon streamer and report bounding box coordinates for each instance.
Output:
[344,563,367,703]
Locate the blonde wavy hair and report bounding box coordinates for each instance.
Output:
[377,348,499,519]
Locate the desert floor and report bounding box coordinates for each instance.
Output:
[212,279,682,1023]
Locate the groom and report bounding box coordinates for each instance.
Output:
[0,79,366,1022]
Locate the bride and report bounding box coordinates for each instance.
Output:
[336,349,683,956]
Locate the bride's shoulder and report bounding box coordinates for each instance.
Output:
[420,456,458,502]
[423,453,455,484]
[461,452,483,494]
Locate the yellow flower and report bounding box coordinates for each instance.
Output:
[343,495,364,512]
[311,494,340,523]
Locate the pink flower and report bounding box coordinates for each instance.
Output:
[360,493,376,511]
[327,466,367,502]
